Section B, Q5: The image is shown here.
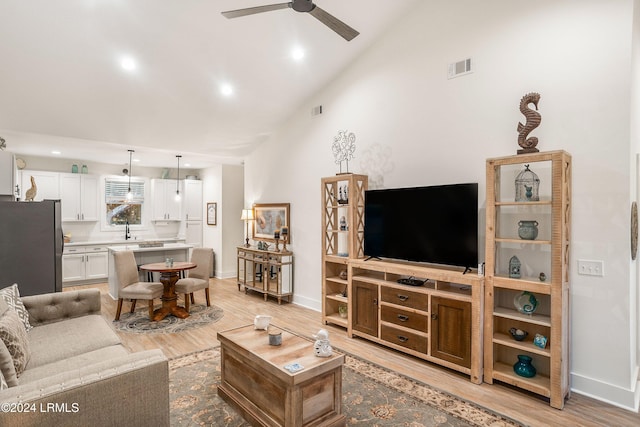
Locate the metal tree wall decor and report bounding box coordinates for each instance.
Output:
[517,92,542,154]
[332,130,356,174]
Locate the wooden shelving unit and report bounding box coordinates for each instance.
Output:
[321,174,367,329]
[484,150,571,409]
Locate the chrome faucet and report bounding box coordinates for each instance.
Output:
[125,221,131,240]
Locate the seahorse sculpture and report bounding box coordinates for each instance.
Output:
[517,92,541,154]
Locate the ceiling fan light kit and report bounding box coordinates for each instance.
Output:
[222,0,359,41]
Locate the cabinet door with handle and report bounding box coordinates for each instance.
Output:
[352,280,378,337]
[62,253,85,282]
[430,296,471,368]
[85,251,108,279]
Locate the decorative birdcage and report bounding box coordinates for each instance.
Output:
[515,164,540,202]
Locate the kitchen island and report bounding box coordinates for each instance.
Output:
[107,242,193,299]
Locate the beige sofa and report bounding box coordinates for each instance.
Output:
[0,289,169,427]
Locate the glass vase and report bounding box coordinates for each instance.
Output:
[513,354,537,378]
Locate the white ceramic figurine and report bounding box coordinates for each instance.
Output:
[313,329,333,357]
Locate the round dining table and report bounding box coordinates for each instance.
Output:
[139,261,197,321]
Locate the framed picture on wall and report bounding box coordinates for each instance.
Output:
[253,203,290,242]
[207,202,217,226]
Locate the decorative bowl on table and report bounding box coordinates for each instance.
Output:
[509,327,528,341]
[514,291,538,314]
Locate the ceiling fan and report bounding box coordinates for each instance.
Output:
[221,0,359,41]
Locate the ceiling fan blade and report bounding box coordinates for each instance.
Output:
[222,3,290,19]
[309,6,359,41]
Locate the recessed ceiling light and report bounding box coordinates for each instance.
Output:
[291,46,305,61]
[184,163,191,167]
[220,83,234,97]
[132,158,140,162]
[51,150,61,155]
[120,56,137,71]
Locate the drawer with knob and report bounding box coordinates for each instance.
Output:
[380,324,427,353]
[380,286,428,310]
[380,305,428,331]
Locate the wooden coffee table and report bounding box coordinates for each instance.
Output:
[217,324,345,427]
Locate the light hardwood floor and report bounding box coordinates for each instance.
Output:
[67,279,639,427]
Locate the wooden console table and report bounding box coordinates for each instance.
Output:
[237,246,293,304]
[218,324,345,426]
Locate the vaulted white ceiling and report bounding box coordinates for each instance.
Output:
[0,0,418,168]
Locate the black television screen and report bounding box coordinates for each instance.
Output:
[364,183,478,269]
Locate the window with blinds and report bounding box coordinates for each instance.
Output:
[104,178,144,226]
[105,180,144,202]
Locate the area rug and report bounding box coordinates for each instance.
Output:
[169,347,524,427]
[112,304,224,334]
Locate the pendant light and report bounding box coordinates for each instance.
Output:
[175,155,182,201]
[126,149,134,200]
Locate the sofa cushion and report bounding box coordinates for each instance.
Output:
[0,338,17,387]
[0,368,7,390]
[22,290,102,327]
[0,297,8,317]
[18,344,129,384]
[27,315,121,369]
[0,283,33,331]
[0,309,31,376]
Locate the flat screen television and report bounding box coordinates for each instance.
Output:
[363,183,478,269]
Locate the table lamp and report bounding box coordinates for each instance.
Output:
[241,209,254,247]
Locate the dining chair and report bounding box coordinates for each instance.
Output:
[175,248,213,312]
[114,251,163,321]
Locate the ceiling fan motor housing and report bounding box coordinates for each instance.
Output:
[291,0,315,13]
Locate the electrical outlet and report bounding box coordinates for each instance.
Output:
[577,259,604,277]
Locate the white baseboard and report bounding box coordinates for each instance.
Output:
[571,369,640,412]
[217,269,238,279]
[291,294,321,312]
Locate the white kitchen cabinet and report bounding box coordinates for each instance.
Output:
[59,173,99,222]
[183,179,203,221]
[0,151,17,200]
[20,170,59,201]
[85,251,109,279]
[151,179,182,221]
[62,245,108,283]
[62,253,85,282]
[185,221,203,247]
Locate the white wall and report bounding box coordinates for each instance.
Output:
[632,1,640,384]
[200,164,244,278]
[245,0,639,410]
[221,164,244,278]
[201,165,223,276]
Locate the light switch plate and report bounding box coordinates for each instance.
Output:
[577,259,604,276]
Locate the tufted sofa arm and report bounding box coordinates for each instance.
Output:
[21,289,102,327]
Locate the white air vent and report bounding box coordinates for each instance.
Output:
[448,58,473,79]
[311,105,323,116]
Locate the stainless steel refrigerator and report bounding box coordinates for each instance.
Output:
[0,200,63,296]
